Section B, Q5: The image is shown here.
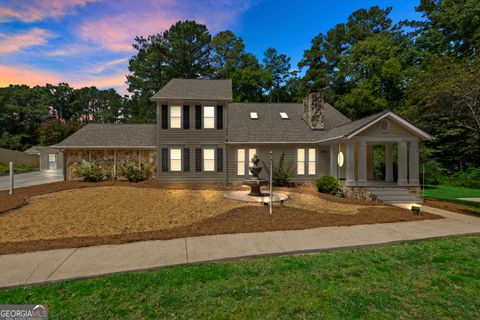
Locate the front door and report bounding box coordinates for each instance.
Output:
[48,153,57,170]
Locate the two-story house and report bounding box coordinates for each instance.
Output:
[55,78,431,202]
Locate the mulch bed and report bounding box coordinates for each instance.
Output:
[0,180,229,214]
[0,204,440,255]
[424,199,480,217]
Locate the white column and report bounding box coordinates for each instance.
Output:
[329,145,338,179]
[385,143,394,183]
[409,141,420,185]
[346,143,355,186]
[357,141,367,185]
[397,142,408,186]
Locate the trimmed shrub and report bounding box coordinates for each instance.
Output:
[74,160,104,182]
[120,162,150,182]
[316,176,340,194]
[263,152,293,187]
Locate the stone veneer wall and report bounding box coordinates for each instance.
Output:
[65,149,156,180]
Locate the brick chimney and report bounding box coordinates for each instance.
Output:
[303,91,325,129]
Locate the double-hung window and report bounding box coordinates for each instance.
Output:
[203,148,215,171]
[248,148,256,175]
[297,148,305,175]
[170,106,181,128]
[170,148,182,171]
[203,106,215,129]
[237,149,245,175]
[308,148,316,175]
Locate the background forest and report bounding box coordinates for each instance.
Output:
[1,0,479,185]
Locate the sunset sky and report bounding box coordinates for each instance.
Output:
[0,0,420,95]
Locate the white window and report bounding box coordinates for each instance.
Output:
[203,148,215,172]
[250,112,258,119]
[248,148,256,175]
[170,106,181,128]
[237,149,245,175]
[203,106,215,129]
[297,148,305,175]
[280,112,289,119]
[170,148,182,171]
[308,148,316,175]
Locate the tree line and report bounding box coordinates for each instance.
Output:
[0,0,479,172]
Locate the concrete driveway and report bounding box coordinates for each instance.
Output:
[0,170,64,191]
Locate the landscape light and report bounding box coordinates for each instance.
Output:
[411,205,421,214]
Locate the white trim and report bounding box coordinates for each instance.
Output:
[346,112,432,140]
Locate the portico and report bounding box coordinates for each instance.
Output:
[326,111,431,189]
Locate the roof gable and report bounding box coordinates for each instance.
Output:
[54,124,156,148]
[150,79,233,102]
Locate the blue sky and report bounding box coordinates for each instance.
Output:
[0,0,421,94]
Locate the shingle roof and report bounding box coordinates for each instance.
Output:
[150,79,233,101]
[54,124,156,148]
[227,102,351,143]
[318,110,390,141]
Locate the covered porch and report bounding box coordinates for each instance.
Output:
[329,138,420,187]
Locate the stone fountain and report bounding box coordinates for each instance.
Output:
[224,154,288,204]
[243,154,268,196]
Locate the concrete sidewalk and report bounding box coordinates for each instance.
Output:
[0,206,479,289]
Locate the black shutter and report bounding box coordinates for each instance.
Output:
[216,106,223,129]
[195,148,202,172]
[183,148,190,172]
[183,105,190,129]
[195,105,202,129]
[161,105,168,129]
[216,148,223,172]
[161,148,168,172]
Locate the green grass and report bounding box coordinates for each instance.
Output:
[1,236,480,319]
[423,185,480,211]
[0,162,38,174]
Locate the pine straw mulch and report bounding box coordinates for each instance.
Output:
[424,199,480,217]
[0,183,442,254]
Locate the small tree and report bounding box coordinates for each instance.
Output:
[263,151,293,187]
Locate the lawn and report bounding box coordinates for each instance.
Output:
[1,236,479,319]
[0,184,440,254]
[0,162,38,174]
[423,185,480,215]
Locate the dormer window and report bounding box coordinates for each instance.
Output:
[250,112,258,119]
[203,106,215,129]
[170,106,181,128]
[279,112,289,119]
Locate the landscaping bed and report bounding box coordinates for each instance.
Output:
[0,184,441,254]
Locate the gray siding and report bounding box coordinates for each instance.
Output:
[158,144,226,183]
[156,101,228,182]
[226,144,330,184]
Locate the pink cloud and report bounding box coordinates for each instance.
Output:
[92,58,129,73]
[0,28,55,54]
[0,0,98,22]
[0,64,128,94]
[78,0,255,51]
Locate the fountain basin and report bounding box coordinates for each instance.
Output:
[243,179,268,196]
[224,191,289,203]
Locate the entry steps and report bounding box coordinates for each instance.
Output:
[366,187,423,204]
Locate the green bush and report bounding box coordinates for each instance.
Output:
[262,152,293,187]
[120,162,150,182]
[450,168,480,189]
[74,160,104,182]
[316,176,340,194]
